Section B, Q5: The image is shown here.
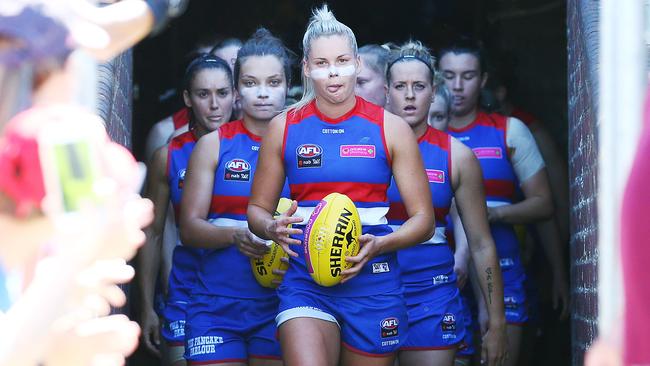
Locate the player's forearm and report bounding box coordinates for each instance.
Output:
[536,218,568,279]
[179,218,237,249]
[137,230,161,311]
[247,204,275,241]
[379,212,434,254]
[470,241,506,326]
[491,195,553,224]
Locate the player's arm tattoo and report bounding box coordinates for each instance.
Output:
[485,267,494,305]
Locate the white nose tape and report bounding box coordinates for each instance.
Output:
[310,65,356,80]
[256,85,268,97]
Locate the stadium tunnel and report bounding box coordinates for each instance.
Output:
[122,0,580,365]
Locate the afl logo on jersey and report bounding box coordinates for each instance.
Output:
[224,159,251,182]
[296,144,323,168]
[177,168,186,189]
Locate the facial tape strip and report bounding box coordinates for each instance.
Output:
[310,65,356,80]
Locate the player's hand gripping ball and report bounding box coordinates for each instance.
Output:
[251,197,292,288]
[304,193,361,287]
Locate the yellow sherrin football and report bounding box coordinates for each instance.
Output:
[304,192,361,287]
[251,197,292,288]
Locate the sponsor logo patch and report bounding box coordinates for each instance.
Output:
[224,159,251,181]
[433,274,450,285]
[500,258,515,268]
[372,262,390,273]
[296,144,323,168]
[426,169,445,183]
[473,147,503,159]
[340,144,376,158]
[504,296,518,310]
[381,317,399,338]
[382,339,399,347]
[177,168,186,189]
[168,319,185,338]
[187,335,223,357]
[322,128,345,134]
[441,313,457,332]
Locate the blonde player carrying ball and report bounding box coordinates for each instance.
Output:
[247,5,434,366]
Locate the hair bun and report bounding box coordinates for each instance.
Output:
[251,27,273,40]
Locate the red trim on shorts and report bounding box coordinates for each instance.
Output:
[167,341,184,347]
[341,342,394,358]
[249,354,283,360]
[189,358,247,365]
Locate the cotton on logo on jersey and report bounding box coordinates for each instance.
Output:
[426,169,445,183]
[473,147,503,159]
[296,144,322,168]
[224,159,251,181]
[380,317,399,338]
[178,168,186,189]
[340,145,376,158]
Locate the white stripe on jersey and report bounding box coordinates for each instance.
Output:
[294,206,388,226]
[208,217,248,227]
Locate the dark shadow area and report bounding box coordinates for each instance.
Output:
[130,1,569,365]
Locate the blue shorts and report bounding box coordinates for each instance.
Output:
[401,292,465,350]
[455,282,527,359]
[276,286,407,356]
[162,299,188,346]
[503,282,528,325]
[184,294,281,363]
[456,294,476,358]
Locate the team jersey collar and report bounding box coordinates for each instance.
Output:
[448,110,487,133]
[311,96,360,124]
[233,119,262,142]
[417,125,434,144]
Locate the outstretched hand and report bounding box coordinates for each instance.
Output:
[264,200,303,257]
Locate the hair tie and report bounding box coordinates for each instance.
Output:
[387,55,435,77]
